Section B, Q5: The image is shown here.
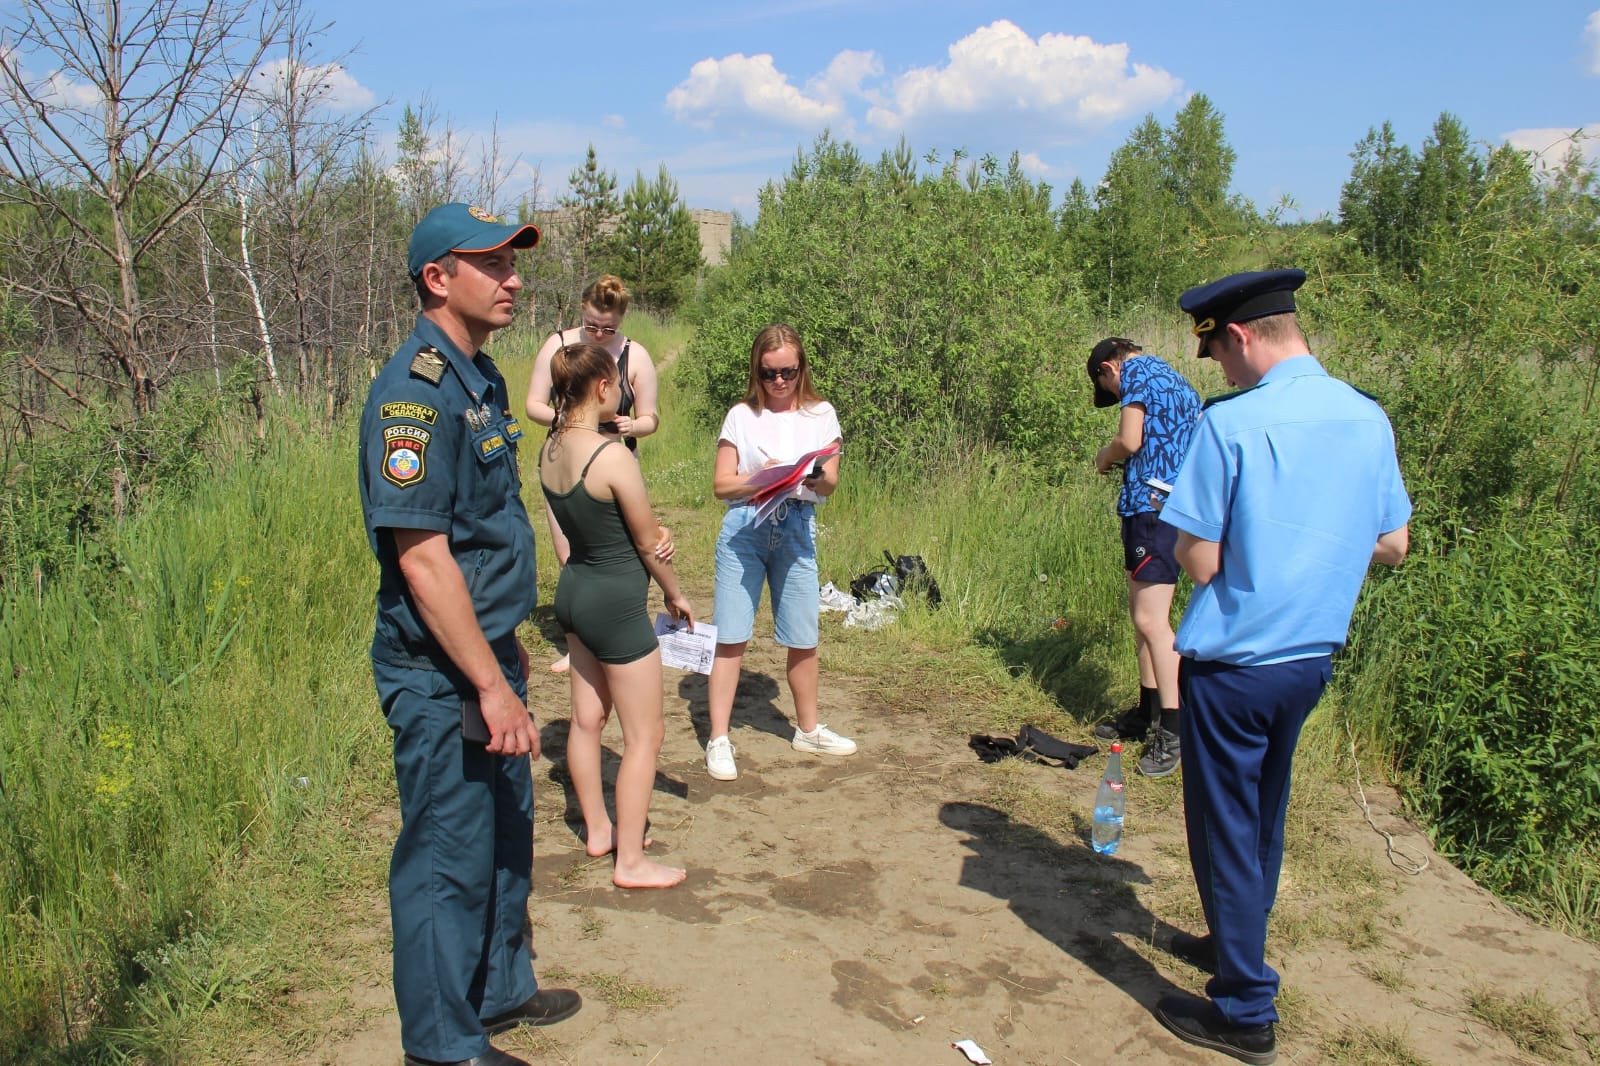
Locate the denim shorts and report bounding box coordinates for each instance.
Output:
[713,501,819,648]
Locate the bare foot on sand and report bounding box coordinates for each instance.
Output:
[549,653,570,674]
[613,858,686,890]
[582,824,653,858]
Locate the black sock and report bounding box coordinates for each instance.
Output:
[1139,686,1158,723]
[1160,707,1179,735]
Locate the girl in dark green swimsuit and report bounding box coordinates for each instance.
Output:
[540,342,693,890]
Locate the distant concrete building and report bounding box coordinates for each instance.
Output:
[691,209,732,266]
[530,206,733,268]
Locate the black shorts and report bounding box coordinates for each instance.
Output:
[1121,512,1180,585]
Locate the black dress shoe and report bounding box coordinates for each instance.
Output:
[403,1047,530,1066]
[1155,994,1276,1065]
[1168,929,1218,974]
[482,987,582,1034]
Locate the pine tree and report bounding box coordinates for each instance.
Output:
[1339,121,1416,270]
[560,144,619,293]
[605,165,702,313]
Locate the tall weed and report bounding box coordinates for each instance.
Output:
[0,407,378,1060]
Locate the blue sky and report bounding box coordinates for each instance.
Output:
[40,0,1600,220]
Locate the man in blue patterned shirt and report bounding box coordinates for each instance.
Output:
[1087,337,1202,777]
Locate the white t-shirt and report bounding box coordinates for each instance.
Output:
[718,400,842,505]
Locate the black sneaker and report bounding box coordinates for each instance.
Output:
[1155,994,1276,1065]
[1138,726,1180,778]
[1093,704,1151,741]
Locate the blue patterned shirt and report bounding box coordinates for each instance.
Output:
[1118,355,1202,516]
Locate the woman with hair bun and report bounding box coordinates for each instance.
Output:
[540,340,690,890]
[527,275,662,673]
[702,323,855,783]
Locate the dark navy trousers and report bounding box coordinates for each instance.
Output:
[373,637,537,1062]
[1179,654,1331,1028]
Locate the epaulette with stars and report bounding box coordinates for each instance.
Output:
[409,345,446,385]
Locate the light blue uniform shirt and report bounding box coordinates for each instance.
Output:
[1160,356,1411,666]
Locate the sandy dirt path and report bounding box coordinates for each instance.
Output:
[311,619,1599,1066]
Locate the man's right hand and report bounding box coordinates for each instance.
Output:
[480,679,538,758]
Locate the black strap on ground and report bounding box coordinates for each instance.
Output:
[968,726,1097,769]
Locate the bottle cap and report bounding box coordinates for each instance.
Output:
[1109,742,1122,753]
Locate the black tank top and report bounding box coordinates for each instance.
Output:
[557,330,637,452]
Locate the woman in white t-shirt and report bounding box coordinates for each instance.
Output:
[704,323,856,782]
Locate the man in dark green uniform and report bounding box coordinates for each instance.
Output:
[359,203,580,1066]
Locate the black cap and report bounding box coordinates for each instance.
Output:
[1179,268,1306,358]
[1086,337,1140,407]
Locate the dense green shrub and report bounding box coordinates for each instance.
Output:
[680,135,1101,473]
[1343,502,1600,922]
[0,375,241,584]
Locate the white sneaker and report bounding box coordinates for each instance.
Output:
[705,736,738,780]
[792,724,858,756]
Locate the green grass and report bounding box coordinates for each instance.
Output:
[1466,987,1577,1061]
[0,403,382,1063]
[1321,1023,1432,1066]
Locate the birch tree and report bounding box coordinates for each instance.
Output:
[0,0,290,413]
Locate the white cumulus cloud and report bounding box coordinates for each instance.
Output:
[806,48,882,107]
[1502,125,1600,168]
[666,52,845,131]
[1016,151,1053,177]
[866,20,1182,142]
[1585,10,1600,75]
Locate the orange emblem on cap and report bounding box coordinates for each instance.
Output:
[468,206,498,223]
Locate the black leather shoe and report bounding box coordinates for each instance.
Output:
[482,987,582,1034]
[1155,994,1276,1065]
[403,1047,530,1066]
[1168,929,1218,974]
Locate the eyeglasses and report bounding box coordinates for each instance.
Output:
[759,366,800,382]
[581,322,618,337]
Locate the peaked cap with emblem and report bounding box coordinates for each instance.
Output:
[1179,268,1307,358]
[407,203,541,277]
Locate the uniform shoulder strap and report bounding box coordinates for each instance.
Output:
[409,345,447,385]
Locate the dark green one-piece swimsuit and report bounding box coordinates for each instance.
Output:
[543,439,657,664]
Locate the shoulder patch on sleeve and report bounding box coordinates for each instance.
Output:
[1202,385,1259,410]
[409,346,447,385]
[382,425,430,488]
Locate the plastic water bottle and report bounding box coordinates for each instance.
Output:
[1092,742,1126,855]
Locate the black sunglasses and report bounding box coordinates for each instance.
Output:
[759,366,800,382]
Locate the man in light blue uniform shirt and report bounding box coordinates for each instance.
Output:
[1152,269,1411,1065]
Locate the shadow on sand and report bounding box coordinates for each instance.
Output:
[939,799,1193,1015]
